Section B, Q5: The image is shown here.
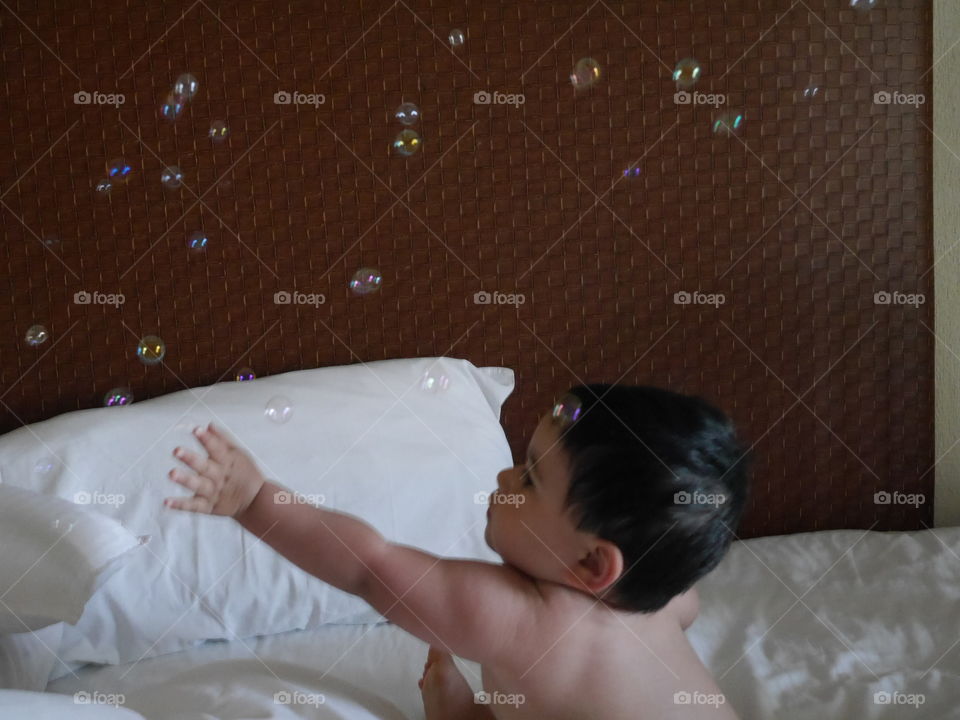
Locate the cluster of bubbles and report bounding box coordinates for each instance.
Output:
[161,73,198,122]
[393,101,421,157]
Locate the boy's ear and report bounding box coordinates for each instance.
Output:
[567,538,623,595]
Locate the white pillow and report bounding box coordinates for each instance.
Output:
[0,484,146,633]
[0,623,63,691]
[0,690,145,718]
[0,357,513,670]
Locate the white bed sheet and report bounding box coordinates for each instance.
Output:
[44,528,960,719]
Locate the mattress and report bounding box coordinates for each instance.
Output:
[44,528,960,719]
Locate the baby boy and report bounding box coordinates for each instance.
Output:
[165,383,751,719]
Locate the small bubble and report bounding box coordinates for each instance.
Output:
[850,0,877,11]
[161,166,183,189]
[103,387,134,406]
[673,58,702,89]
[235,367,256,382]
[95,178,112,194]
[209,120,230,143]
[25,324,49,347]
[186,231,208,252]
[570,58,601,89]
[712,112,744,137]
[392,129,421,156]
[448,29,465,47]
[265,395,293,424]
[419,370,450,393]
[172,73,199,100]
[160,93,184,121]
[551,393,583,425]
[395,102,420,126]
[107,158,133,183]
[136,335,166,365]
[622,164,641,178]
[349,267,383,295]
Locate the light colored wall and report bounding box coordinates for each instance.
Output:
[935,0,960,527]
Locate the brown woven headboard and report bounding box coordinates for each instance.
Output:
[0,1,933,537]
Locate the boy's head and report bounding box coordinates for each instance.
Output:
[484,384,752,613]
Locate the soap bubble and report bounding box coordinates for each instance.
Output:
[33,456,62,479]
[172,73,199,100]
[392,129,421,156]
[622,164,641,178]
[850,0,876,11]
[570,58,601,89]
[799,85,822,101]
[160,93,184,121]
[136,335,166,365]
[265,395,293,424]
[448,29,465,47]
[420,369,450,393]
[103,387,134,406]
[161,166,183,189]
[95,178,112,194]
[551,393,583,425]
[395,102,420,126]
[349,267,383,295]
[235,367,256,382]
[712,112,744,137]
[25,324,49,347]
[672,58,702,88]
[186,231,208,252]
[209,120,229,143]
[52,518,76,533]
[107,158,132,183]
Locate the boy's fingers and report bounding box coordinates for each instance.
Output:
[173,447,213,476]
[193,425,230,462]
[163,495,213,513]
[168,468,215,497]
[206,423,235,448]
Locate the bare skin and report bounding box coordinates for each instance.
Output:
[166,415,738,720]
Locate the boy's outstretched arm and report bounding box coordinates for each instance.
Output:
[166,423,543,666]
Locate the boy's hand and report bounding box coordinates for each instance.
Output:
[164,423,265,517]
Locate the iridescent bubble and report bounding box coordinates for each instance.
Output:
[161,166,183,189]
[172,73,199,100]
[136,335,166,365]
[209,120,230,143]
[41,235,59,248]
[672,58,702,89]
[235,367,256,382]
[95,178,112,194]
[551,393,583,426]
[392,129,421,156]
[799,85,822,101]
[420,369,450,393]
[712,112,744,137]
[25,324,49,347]
[570,58,601,89]
[265,395,293,424]
[107,158,132,183]
[448,29,465,47]
[850,0,876,11]
[160,93,184,121]
[395,102,420,126]
[103,387,134,406]
[622,164,641,178]
[349,267,383,295]
[33,455,62,479]
[186,231,208,252]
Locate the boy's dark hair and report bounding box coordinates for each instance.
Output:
[556,384,752,613]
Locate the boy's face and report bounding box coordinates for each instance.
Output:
[485,413,586,585]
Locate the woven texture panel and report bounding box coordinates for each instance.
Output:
[0,1,933,537]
